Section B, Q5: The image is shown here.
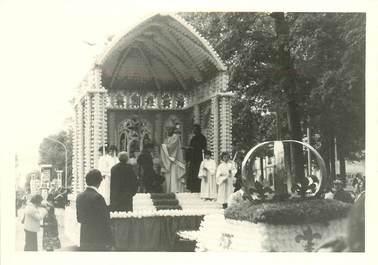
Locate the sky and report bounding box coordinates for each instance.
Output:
[0,0,152,178]
[0,0,376,180]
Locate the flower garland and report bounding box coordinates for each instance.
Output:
[111,208,223,219]
[224,199,352,225]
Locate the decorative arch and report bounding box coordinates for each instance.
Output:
[117,116,153,154]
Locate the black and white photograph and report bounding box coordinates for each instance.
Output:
[1,0,377,264]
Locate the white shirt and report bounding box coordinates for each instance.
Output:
[87,186,99,193]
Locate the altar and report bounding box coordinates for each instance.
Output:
[71,13,233,194]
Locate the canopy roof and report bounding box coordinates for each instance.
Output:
[97,13,226,92]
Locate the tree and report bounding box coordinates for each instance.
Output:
[181,12,365,184]
[182,12,306,180]
[289,13,365,182]
[39,129,73,187]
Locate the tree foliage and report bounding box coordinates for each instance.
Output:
[39,129,73,186]
[181,12,365,171]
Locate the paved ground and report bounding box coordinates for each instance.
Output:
[16,208,74,251]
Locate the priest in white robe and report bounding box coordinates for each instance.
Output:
[160,127,186,193]
[216,152,237,207]
[98,145,118,205]
[198,150,217,200]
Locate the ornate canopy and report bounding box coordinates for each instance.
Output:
[72,13,233,195]
[97,14,226,92]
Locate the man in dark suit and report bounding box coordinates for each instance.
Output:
[187,124,207,192]
[110,151,138,212]
[76,169,113,251]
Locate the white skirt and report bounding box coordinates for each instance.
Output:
[98,175,111,205]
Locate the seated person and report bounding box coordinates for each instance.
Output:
[333,179,354,203]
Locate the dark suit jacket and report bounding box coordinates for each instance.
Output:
[110,162,138,212]
[76,188,113,251]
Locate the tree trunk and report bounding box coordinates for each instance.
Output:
[337,139,347,182]
[260,156,264,182]
[271,12,305,183]
[329,137,336,182]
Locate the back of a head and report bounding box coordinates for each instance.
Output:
[30,194,43,205]
[85,169,103,187]
[204,150,212,157]
[118,151,129,163]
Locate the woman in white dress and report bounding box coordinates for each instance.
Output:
[216,152,237,208]
[198,150,217,200]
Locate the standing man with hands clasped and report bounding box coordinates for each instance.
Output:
[76,169,113,251]
[110,151,138,212]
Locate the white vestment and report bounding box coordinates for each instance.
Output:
[216,161,237,204]
[198,159,217,199]
[160,133,185,193]
[98,154,118,205]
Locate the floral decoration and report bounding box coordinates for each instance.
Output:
[295,226,322,252]
[224,199,351,225]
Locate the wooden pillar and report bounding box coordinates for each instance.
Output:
[77,100,85,192]
[154,113,163,155]
[193,104,200,125]
[92,67,107,168]
[83,94,92,186]
[72,104,78,194]
[219,95,233,155]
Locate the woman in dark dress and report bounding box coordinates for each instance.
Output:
[42,203,61,251]
[187,124,207,192]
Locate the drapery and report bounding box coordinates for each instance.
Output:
[160,133,186,193]
[111,215,203,251]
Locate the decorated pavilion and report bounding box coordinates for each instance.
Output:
[71,14,233,194]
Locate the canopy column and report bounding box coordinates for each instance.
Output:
[219,94,233,155]
[92,66,107,167]
[193,104,200,124]
[211,96,219,164]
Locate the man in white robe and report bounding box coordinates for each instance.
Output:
[98,146,118,206]
[160,127,186,193]
[216,152,237,208]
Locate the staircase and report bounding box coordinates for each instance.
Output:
[150,193,182,210]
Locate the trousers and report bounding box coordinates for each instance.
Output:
[24,229,38,251]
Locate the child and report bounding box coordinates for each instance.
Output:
[216,152,237,209]
[198,150,217,200]
[42,202,61,251]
